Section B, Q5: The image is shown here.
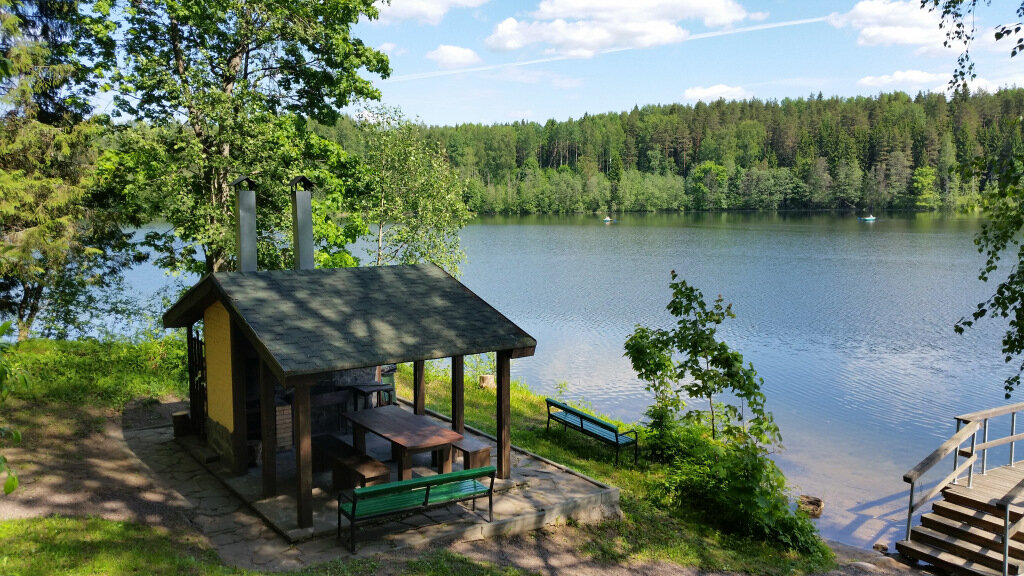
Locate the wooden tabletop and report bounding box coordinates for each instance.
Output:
[344,405,462,451]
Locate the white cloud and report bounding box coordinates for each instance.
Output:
[485,0,748,57]
[857,69,947,87]
[425,45,483,68]
[487,17,687,58]
[682,84,751,102]
[376,0,489,25]
[828,0,946,54]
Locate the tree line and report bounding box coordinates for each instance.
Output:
[317,89,1024,215]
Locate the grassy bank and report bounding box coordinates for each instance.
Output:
[392,360,833,575]
[0,339,834,575]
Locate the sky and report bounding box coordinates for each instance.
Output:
[348,0,1024,126]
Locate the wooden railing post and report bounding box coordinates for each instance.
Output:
[906,482,915,541]
[969,432,977,488]
[954,419,962,484]
[983,418,990,474]
[1005,505,1012,576]
[1012,412,1018,467]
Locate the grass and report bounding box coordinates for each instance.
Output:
[0,517,240,576]
[394,359,835,575]
[0,341,834,575]
[9,335,187,409]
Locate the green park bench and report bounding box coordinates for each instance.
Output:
[545,398,638,466]
[337,465,496,553]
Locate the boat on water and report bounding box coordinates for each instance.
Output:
[859,215,876,222]
[603,216,614,223]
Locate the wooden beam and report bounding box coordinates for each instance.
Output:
[509,346,536,359]
[413,360,426,415]
[451,355,465,434]
[292,375,314,528]
[497,350,512,479]
[229,321,249,475]
[259,362,276,498]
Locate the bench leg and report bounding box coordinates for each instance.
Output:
[488,491,493,522]
[350,522,357,554]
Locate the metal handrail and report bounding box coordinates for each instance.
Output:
[903,402,1024,576]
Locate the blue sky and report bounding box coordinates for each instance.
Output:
[349,0,1024,126]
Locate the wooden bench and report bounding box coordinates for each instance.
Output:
[452,436,491,470]
[337,465,496,553]
[545,398,638,465]
[333,451,390,490]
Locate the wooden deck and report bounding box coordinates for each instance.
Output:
[899,463,1024,576]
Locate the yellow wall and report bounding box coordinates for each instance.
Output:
[204,301,234,432]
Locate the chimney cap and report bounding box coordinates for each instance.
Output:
[289,175,313,190]
[231,175,256,189]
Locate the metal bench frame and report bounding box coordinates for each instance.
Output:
[545,398,638,466]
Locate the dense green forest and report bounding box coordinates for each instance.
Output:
[322,89,1024,215]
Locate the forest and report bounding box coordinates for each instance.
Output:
[320,89,1024,215]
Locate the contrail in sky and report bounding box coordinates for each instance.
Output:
[384,16,831,83]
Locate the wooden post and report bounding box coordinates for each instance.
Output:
[229,322,249,475]
[293,376,313,528]
[452,355,465,434]
[259,362,276,498]
[497,350,512,479]
[413,360,426,415]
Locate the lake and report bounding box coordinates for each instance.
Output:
[126,212,1012,548]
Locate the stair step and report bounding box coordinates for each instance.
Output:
[933,501,1024,544]
[897,539,1003,576]
[944,484,1024,520]
[922,513,1024,559]
[911,525,1022,574]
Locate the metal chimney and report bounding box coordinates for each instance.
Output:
[231,176,257,273]
[289,176,315,270]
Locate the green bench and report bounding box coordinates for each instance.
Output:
[337,465,496,553]
[545,398,638,465]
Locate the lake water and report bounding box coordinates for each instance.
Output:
[127,212,1014,548]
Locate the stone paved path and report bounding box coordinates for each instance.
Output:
[125,425,362,571]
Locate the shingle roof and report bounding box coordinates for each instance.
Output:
[163,264,536,383]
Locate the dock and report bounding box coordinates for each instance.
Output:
[898,403,1024,576]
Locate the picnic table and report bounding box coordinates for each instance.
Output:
[343,405,463,480]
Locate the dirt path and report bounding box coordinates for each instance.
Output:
[0,398,929,575]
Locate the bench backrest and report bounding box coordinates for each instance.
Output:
[353,465,497,499]
[546,398,619,434]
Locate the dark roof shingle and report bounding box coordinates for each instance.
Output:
[164,264,536,382]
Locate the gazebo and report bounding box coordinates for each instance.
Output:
[162,185,536,532]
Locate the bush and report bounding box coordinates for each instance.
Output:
[10,331,188,409]
[661,420,825,555]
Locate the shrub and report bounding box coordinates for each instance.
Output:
[626,272,824,554]
[663,421,824,554]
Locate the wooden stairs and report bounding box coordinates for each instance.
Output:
[898,467,1024,576]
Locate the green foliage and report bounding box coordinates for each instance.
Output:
[623,273,818,553]
[9,332,187,409]
[0,320,23,494]
[112,0,390,276]
[625,271,779,448]
[351,105,472,276]
[927,2,1024,398]
[397,90,1024,214]
[662,423,824,555]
